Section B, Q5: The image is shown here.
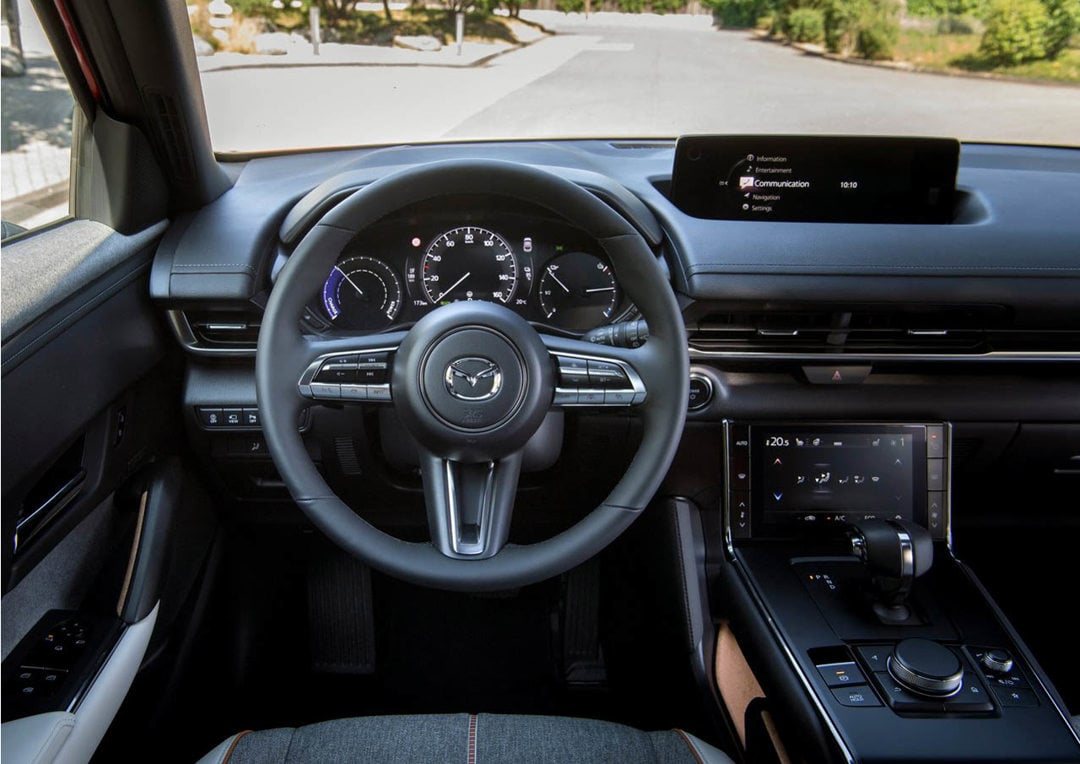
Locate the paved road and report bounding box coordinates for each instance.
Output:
[201,12,1080,153]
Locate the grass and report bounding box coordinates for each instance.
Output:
[895,27,1080,83]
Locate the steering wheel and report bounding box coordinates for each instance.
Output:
[256,159,688,591]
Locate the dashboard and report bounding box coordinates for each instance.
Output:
[148,137,1080,764]
[302,196,636,336]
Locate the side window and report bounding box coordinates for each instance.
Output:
[1,0,75,240]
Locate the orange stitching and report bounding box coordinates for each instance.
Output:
[221,730,254,763]
[673,729,706,764]
[467,715,478,764]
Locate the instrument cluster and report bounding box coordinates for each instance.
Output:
[306,198,636,335]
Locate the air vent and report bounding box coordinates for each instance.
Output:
[686,305,1050,357]
[188,314,260,347]
[168,310,261,355]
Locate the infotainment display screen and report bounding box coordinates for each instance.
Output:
[749,424,928,533]
[670,136,959,224]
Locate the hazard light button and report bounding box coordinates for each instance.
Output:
[802,365,872,385]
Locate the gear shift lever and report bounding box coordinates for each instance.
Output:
[848,518,934,624]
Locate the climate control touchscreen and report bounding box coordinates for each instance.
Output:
[727,423,947,540]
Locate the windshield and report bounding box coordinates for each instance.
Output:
[194,2,1076,152]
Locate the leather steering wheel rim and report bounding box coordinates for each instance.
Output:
[256,159,688,591]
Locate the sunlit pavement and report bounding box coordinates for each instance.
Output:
[200,11,1080,153]
[2,0,72,228]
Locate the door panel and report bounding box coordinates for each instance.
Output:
[2,222,166,591]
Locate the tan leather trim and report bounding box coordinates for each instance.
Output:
[222,730,254,763]
[714,621,765,747]
[116,490,148,616]
[760,710,793,764]
[672,728,706,764]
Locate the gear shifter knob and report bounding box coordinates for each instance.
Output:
[849,518,934,623]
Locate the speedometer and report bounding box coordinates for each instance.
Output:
[421,227,517,305]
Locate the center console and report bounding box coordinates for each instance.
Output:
[721,421,1080,763]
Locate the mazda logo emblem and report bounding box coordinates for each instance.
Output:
[445,357,502,401]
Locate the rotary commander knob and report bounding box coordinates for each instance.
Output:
[887,638,963,697]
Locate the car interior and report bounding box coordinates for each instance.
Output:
[2,1,1079,762]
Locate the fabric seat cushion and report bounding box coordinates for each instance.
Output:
[199,713,733,764]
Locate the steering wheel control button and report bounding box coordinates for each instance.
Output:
[817,661,867,688]
[309,382,341,399]
[551,354,643,408]
[556,356,590,386]
[553,388,579,405]
[832,686,881,707]
[340,384,368,401]
[367,385,392,402]
[688,374,713,411]
[357,352,391,384]
[887,639,964,697]
[586,359,628,388]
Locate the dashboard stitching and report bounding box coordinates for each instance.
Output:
[173,264,258,272]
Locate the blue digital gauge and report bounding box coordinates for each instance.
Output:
[321,256,402,331]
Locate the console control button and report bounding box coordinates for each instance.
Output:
[927,459,945,491]
[197,407,223,427]
[874,672,942,712]
[888,639,963,697]
[832,685,881,707]
[688,375,713,411]
[802,365,872,385]
[222,408,244,427]
[242,408,260,427]
[856,645,890,673]
[993,686,1038,708]
[926,425,945,457]
[817,661,866,688]
[941,678,994,713]
[730,492,750,538]
[979,649,1014,674]
[730,456,749,490]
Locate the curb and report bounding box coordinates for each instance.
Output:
[197,21,554,74]
[751,28,1080,88]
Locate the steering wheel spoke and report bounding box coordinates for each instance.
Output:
[296,332,406,404]
[420,451,522,559]
[541,335,648,410]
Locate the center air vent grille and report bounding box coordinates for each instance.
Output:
[685,305,1060,356]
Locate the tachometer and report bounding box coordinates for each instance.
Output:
[322,256,403,331]
[538,252,619,332]
[421,227,517,305]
